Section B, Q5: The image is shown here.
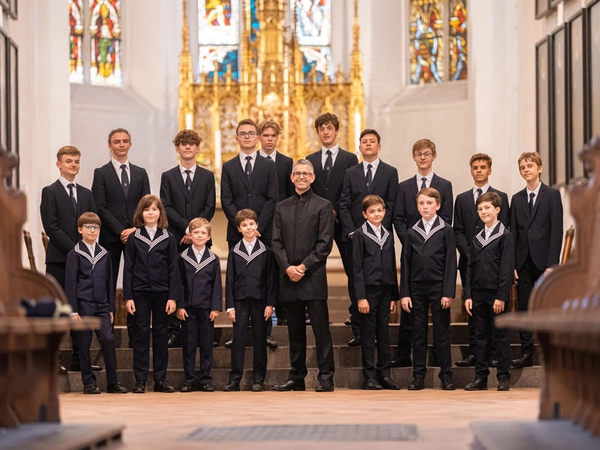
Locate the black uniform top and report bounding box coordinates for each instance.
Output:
[178,246,222,311]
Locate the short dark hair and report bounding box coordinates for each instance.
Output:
[469,153,492,169]
[360,129,381,144]
[412,139,436,156]
[362,194,385,212]
[236,119,259,135]
[108,128,131,144]
[173,129,202,147]
[477,191,503,209]
[235,208,258,227]
[258,120,281,135]
[78,212,101,228]
[57,145,81,161]
[132,194,169,229]
[518,151,543,167]
[189,217,211,235]
[417,187,441,204]
[314,113,339,131]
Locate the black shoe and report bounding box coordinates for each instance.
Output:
[408,377,424,390]
[266,336,278,349]
[132,382,146,394]
[455,354,476,367]
[154,380,175,393]
[213,341,219,347]
[464,377,488,391]
[305,318,312,325]
[58,363,68,375]
[344,316,352,326]
[91,364,102,372]
[70,363,102,372]
[277,318,288,326]
[180,382,195,393]
[223,382,240,392]
[315,380,334,392]
[363,379,383,390]
[252,382,264,392]
[380,376,401,390]
[106,382,129,394]
[489,357,499,368]
[224,339,233,349]
[83,384,101,394]
[512,354,533,368]
[168,334,178,348]
[390,356,412,368]
[195,382,215,392]
[441,376,455,391]
[497,377,510,391]
[348,336,361,347]
[273,379,305,391]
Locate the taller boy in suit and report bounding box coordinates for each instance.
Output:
[392,139,453,367]
[339,128,398,346]
[510,152,563,368]
[454,153,510,367]
[40,145,98,373]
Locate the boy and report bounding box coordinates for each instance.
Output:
[352,195,400,390]
[176,217,222,393]
[454,153,510,367]
[400,188,456,390]
[224,209,277,392]
[340,128,398,347]
[392,139,453,368]
[65,212,129,394]
[510,152,563,368]
[463,192,513,391]
[40,145,98,373]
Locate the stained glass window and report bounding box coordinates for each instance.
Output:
[89,0,122,86]
[449,0,467,80]
[293,0,333,82]
[69,0,84,83]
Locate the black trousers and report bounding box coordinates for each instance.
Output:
[472,289,511,379]
[181,308,215,384]
[410,281,452,379]
[516,255,543,356]
[341,238,360,338]
[359,286,392,381]
[229,299,268,384]
[286,299,335,384]
[131,291,170,383]
[76,300,118,386]
[396,308,413,360]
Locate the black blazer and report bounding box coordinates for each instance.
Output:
[454,187,510,272]
[464,223,514,301]
[259,151,295,201]
[40,180,97,264]
[65,241,114,313]
[272,189,334,302]
[160,165,216,247]
[510,183,563,272]
[91,162,151,246]
[393,174,453,245]
[178,246,222,311]
[220,154,279,243]
[339,160,398,239]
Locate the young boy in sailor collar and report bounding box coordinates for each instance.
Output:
[463,192,514,392]
[223,209,278,392]
[352,195,400,391]
[176,217,222,393]
[400,188,457,391]
[65,212,129,394]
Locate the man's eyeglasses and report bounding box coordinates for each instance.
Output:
[238,131,257,138]
[292,172,313,178]
[414,152,433,159]
[82,224,101,231]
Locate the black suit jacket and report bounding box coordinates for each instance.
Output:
[454,187,510,272]
[393,174,453,245]
[259,151,295,201]
[160,165,216,246]
[272,189,334,302]
[510,183,563,271]
[178,246,222,311]
[91,162,151,246]
[220,154,279,243]
[339,160,398,239]
[40,180,97,264]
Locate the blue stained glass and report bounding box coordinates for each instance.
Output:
[250,0,260,43]
[200,46,239,82]
[301,46,331,83]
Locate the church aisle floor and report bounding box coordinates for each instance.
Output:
[60,388,539,449]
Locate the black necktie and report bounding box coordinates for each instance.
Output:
[245,156,253,179]
[324,150,333,181]
[366,164,373,192]
[476,188,482,202]
[266,155,272,161]
[184,169,192,190]
[67,183,77,209]
[120,164,129,197]
[528,192,535,214]
[420,177,427,190]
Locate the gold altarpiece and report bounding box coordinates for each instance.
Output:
[177,0,366,174]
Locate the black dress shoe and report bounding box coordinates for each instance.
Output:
[512,354,533,368]
[390,356,412,367]
[213,341,219,347]
[497,377,510,391]
[277,318,288,326]
[91,365,102,372]
[408,377,424,390]
[58,363,68,375]
[132,382,146,394]
[305,318,312,325]
[273,379,306,391]
[315,380,334,392]
[348,336,361,347]
[252,382,264,392]
[489,357,499,368]
[380,377,401,390]
[70,363,102,372]
[224,339,233,349]
[106,382,129,394]
[195,382,215,392]
[441,376,455,391]
[154,380,175,393]
[167,334,178,348]
[180,382,195,393]
[455,354,476,367]
[266,335,278,349]
[363,378,383,390]
[83,384,101,394]
[344,316,352,326]
[223,382,240,392]
[464,377,488,391]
